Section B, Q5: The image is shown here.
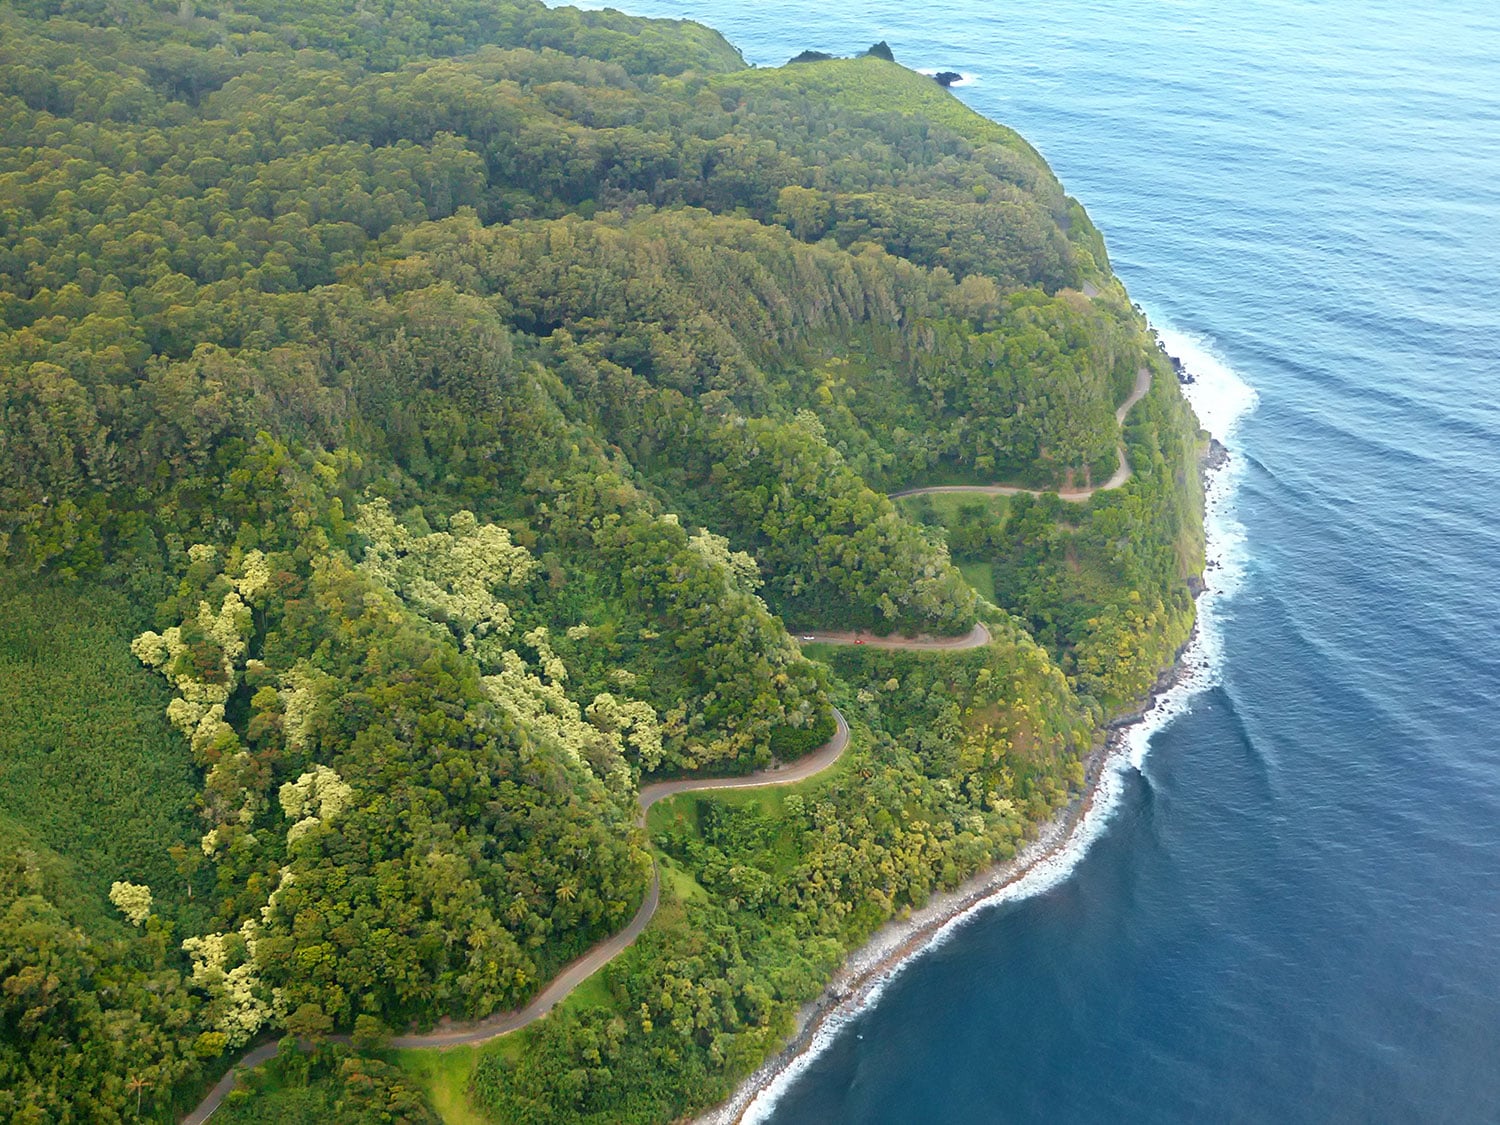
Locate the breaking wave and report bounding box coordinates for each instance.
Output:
[729,323,1257,1125]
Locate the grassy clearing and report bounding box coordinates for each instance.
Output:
[957,560,997,603]
[644,736,854,839]
[894,490,1011,530]
[555,967,611,1014]
[646,761,848,880]
[796,640,839,661]
[657,854,710,903]
[0,575,203,930]
[891,493,1008,603]
[393,1046,489,1125]
[409,1010,543,1123]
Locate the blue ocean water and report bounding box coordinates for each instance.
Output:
[591,1,1500,1119]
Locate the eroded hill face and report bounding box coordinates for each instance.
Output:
[0,2,1201,1120]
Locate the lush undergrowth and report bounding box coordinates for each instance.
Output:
[212,1044,440,1125]
[453,629,1097,1123]
[0,577,205,932]
[0,0,1203,1119]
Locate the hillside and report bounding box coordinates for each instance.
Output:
[0,2,1203,1121]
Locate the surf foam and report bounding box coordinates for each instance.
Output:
[723,322,1258,1125]
[1127,322,1256,764]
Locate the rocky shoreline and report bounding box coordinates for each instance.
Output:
[700,638,1196,1125]
[702,428,1232,1125]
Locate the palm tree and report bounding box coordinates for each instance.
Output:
[125,1074,150,1118]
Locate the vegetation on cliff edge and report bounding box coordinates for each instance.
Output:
[0,1,1203,1119]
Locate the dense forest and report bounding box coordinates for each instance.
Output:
[0,0,1203,1120]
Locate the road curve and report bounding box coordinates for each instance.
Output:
[889,365,1151,503]
[181,356,1149,1122]
[181,1043,281,1125]
[638,706,850,813]
[182,708,853,1121]
[186,364,1147,1110]
[383,708,853,1051]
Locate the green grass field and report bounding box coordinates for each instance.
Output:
[893,490,1011,530]
[957,560,997,603]
[657,854,710,903]
[890,493,1008,604]
[643,732,854,839]
[394,1046,490,1125]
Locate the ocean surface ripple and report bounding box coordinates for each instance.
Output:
[595,1,1500,1120]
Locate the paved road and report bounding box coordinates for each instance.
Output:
[182,708,855,1121]
[889,366,1151,502]
[380,710,856,1051]
[182,467,1028,1118]
[797,622,992,651]
[638,707,851,813]
[181,1043,281,1125]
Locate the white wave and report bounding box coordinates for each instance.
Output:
[729,323,1258,1125]
[1158,323,1259,445]
[1124,321,1257,766]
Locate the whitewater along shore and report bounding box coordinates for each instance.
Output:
[184,365,1157,1122]
[705,438,1229,1125]
[700,648,1195,1125]
[181,635,986,1119]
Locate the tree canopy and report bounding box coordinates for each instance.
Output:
[0,1,1202,1120]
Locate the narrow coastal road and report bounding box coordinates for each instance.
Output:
[180,336,1100,1115]
[797,621,992,651]
[181,1044,281,1125]
[385,876,663,1050]
[889,366,1151,503]
[183,708,855,1120]
[383,707,854,1051]
[637,707,851,813]
[183,610,1000,1117]
[182,356,1154,1119]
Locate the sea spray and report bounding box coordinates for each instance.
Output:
[717,324,1258,1125]
[1125,323,1258,771]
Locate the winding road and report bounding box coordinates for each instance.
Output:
[180,373,1147,1118]
[385,706,855,1052]
[185,709,866,1121]
[889,365,1151,503]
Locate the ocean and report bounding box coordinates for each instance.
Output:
[584,1,1500,1119]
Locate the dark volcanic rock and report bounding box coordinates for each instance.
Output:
[1203,437,1230,473]
[933,71,963,87]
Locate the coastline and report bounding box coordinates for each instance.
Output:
[701,649,1192,1125]
[704,370,1241,1124]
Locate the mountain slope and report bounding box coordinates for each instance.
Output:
[0,4,1202,1120]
